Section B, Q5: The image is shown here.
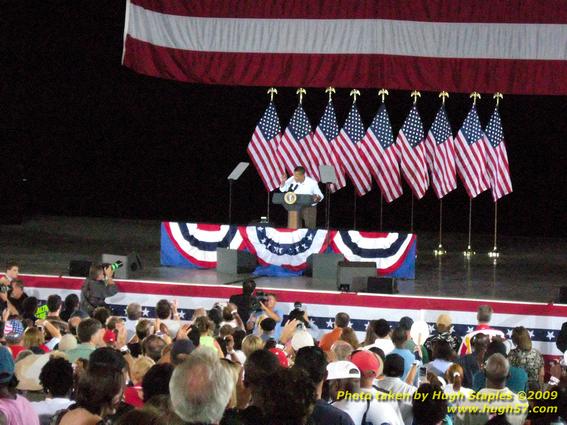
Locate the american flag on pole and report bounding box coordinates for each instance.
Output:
[333,104,372,196]
[246,102,285,192]
[312,102,346,192]
[484,108,512,201]
[425,106,457,199]
[278,105,319,180]
[454,106,490,198]
[359,104,402,203]
[396,106,429,199]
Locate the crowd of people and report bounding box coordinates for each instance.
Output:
[0,262,566,425]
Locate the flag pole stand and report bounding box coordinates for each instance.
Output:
[434,199,447,256]
[353,189,357,230]
[488,201,500,260]
[379,196,384,231]
[325,184,331,231]
[463,198,476,259]
[266,192,271,223]
[410,196,414,233]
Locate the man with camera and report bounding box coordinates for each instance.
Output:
[80,263,118,315]
[247,293,283,339]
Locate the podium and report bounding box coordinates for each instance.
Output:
[272,192,314,229]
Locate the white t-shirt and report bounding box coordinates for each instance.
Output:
[375,377,417,425]
[31,397,72,417]
[360,387,404,425]
[364,338,395,355]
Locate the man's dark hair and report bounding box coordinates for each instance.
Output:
[260,318,276,332]
[294,346,328,384]
[75,366,124,416]
[207,308,222,327]
[383,353,405,377]
[47,295,62,313]
[63,294,79,312]
[242,279,256,296]
[477,305,493,323]
[142,335,166,362]
[77,318,102,343]
[368,346,386,363]
[22,296,38,317]
[89,347,126,372]
[391,327,407,347]
[412,383,447,425]
[39,357,73,397]
[287,308,309,328]
[11,279,24,290]
[142,363,174,402]
[136,319,152,340]
[5,262,18,271]
[262,367,316,425]
[244,349,281,387]
[484,340,508,361]
[432,339,453,361]
[92,307,111,325]
[373,319,391,338]
[155,299,171,320]
[233,329,246,350]
[294,166,306,174]
[335,312,350,329]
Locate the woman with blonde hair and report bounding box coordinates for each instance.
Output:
[125,356,155,408]
[444,363,474,398]
[508,326,544,389]
[241,334,264,358]
[22,327,48,353]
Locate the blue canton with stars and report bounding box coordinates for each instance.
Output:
[369,104,394,149]
[460,106,485,145]
[255,226,317,255]
[342,104,366,144]
[318,102,339,140]
[430,106,453,145]
[401,106,425,147]
[258,102,281,140]
[485,109,504,148]
[288,105,312,141]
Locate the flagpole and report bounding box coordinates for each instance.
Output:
[379,196,383,231]
[266,192,271,222]
[434,199,447,256]
[410,196,414,233]
[408,90,421,235]
[488,92,503,260]
[464,198,475,258]
[353,189,357,230]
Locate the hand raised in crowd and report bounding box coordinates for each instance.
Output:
[176,323,192,341]
[279,318,299,345]
[104,266,115,283]
[115,320,127,348]
[225,334,235,353]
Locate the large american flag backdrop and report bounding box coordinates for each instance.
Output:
[122,0,567,95]
[21,274,567,360]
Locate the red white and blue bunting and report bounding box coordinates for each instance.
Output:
[161,222,416,278]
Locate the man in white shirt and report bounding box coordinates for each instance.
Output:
[454,353,528,425]
[32,357,73,425]
[364,319,395,355]
[279,166,324,228]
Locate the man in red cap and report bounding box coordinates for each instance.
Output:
[350,350,404,425]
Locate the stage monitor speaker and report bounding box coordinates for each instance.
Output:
[311,253,344,280]
[101,253,143,279]
[558,287,567,304]
[69,260,92,278]
[337,261,376,292]
[216,248,257,274]
[366,277,397,294]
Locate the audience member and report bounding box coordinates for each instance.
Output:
[412,383,448,425]
[455,353,528,425]
[363,318,395,354]
[170,347,234,425]
[129,319,152,357]
[124,355,154,408]
[459,305,505,355]
[142,363,174,403]
[241,334,264,358]
[7,279,28,316]
[66,318,104,362]
[0,261,19,286]
[443,363,474,398]
[141,334,167,362]
[229,279,256,324]
[258,317,276,342]
[125,302,142,340]
[249,293,283,340]
[79,263,118,315]
[60,294,81,322]
[92,306,112,326]
[325,360,364,423]
[427,339,454,377]
[330,340,354,361]
[32,357,74,424]
[338,327,359,349]
[155,299,181,337]
[424,313,461,359]
[319,312,350,352]
[508,326,544,389]
[456,332,488,388]
[399,316,429,363]
[391,326,417,380]
[361,319,379,347]
[170,339,195,365]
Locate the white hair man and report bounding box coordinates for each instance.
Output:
[170,346,234,424]
[454,353,528,425]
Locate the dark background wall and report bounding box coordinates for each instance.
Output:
[1,1,565,236]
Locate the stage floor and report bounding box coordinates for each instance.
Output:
[1,215,565,303]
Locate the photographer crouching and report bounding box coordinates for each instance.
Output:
[80,263,119,315]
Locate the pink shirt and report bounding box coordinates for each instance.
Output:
[0,395,40,425]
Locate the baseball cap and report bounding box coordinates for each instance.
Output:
[326,361,360,380]
[291,330,314,351]
[103,329,116,344]
[0,347,15,384]
[436,314,452,328]
[269,348,289,367]
[351,350,382,377]
[171,340,195,365]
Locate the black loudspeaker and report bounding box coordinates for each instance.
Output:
[69,260,92,278]
[366,277,398,294]
[101,253,143,279]
[558,287,567,304]
[337,261,377,292]
[216,249,257,274]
